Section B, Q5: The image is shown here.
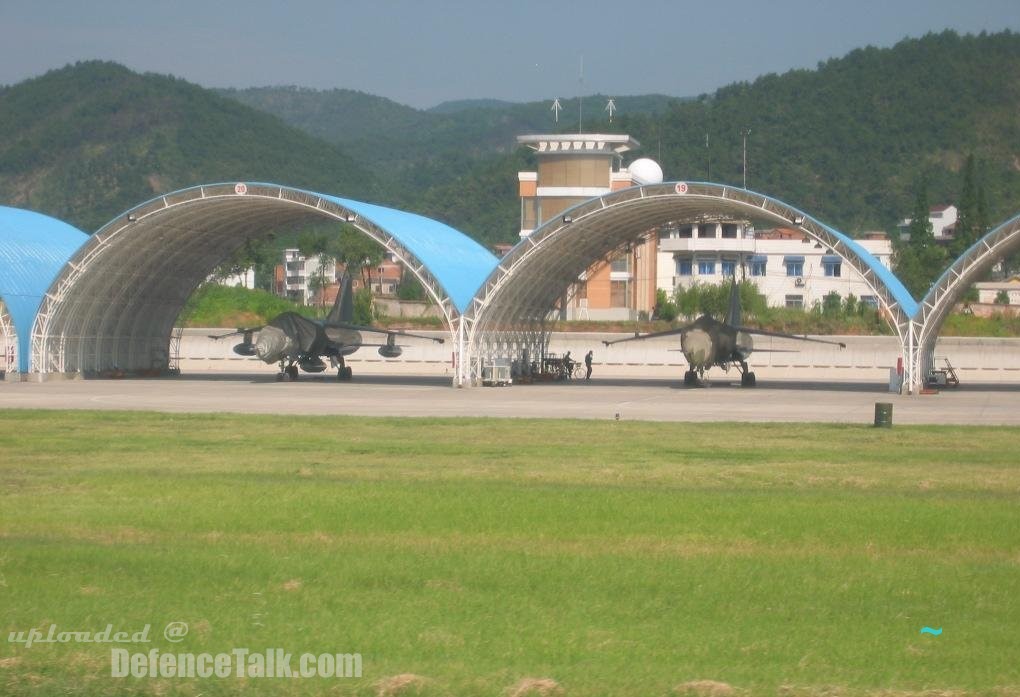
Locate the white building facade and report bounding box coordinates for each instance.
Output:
[280,248,337,305]
[657,220,893,309]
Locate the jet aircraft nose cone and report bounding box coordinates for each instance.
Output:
[256,326,293,363]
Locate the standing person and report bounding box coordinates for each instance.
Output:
[584,350,593,380]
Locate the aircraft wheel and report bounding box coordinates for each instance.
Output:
[342,366,353,380]
[683,370,697,386]
[286,365,299,381]
[742,372,756,387]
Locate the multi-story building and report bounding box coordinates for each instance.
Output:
[657,224,893,309]
[897,204,958,242]
[516,133,657,320]
[276,249,337,305]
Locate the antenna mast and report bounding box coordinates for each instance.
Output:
[578,55,584,133]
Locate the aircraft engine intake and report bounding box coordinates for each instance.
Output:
[735,331,754,361]
[681,328,715,368]
[255,326,296,363]
[232,342,257,356]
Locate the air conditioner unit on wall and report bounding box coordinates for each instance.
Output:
[794,277,805,287]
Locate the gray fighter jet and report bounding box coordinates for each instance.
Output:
[603,281,845,387]
[211,273,443,381]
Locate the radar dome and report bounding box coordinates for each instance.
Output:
[628,158,664,185]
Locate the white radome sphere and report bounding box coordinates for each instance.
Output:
[628,158,664,185]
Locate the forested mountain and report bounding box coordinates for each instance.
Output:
[616,30,1020,233]
[2,31,1019,250]
[221,86,677,173]
[0,62,380,231]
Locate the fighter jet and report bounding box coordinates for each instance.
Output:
[603,281,845,387]
[211,273,443,381]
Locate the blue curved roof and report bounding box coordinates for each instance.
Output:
[321,194,499,312]
[0,206,89,371]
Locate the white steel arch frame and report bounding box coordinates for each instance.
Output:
[31,183,462,376]
[0,301,15,375]
[911,213,1020,389]
[464,182,917,383]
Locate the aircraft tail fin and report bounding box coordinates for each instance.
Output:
[726,279,742,327]
[326,272,354,324]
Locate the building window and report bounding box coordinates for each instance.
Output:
[779,257,803,277]
[677,225,693,238]
[610,280,628,307]
[822,256,842,277]
[676,258,693,276]
[721,260,737,277]
[785,295,804,309]
[698,259,716,275]
[721,223,739,239]
[749,258,767,276]
[610,255,630,273]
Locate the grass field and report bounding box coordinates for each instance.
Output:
[1,410,1018,696]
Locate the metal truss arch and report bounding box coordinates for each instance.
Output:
[465,182,917,381]
[30,183,493,377]
[911,213,1020,387]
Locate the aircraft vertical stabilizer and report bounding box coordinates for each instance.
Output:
[725,280,741,327]
[326,272,355,324]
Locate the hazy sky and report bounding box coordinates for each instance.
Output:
[2,0,1018,109]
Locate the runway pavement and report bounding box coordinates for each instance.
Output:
[2,372,1019,425]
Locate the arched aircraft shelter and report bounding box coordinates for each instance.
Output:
[911,212,1020,389]
[30,183,497,383]
[464,182,918,385]
[0,207,88,377]
[11,180,1020,392]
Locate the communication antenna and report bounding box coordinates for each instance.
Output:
[551,98,562,123]
[605,98,617,123]
[578,54,584,133]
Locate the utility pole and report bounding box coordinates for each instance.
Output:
[742,128,752,190]
[705,133,711,181]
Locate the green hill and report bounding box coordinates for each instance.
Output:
[3,31,1020,252]
[0,62,381,232]
[400,30,1020,246]
[617,30,1020,232]
[221,86,678,174]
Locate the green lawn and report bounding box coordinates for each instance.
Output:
[1,411,1018,696]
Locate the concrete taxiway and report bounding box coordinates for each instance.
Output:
[1,372,1019,425]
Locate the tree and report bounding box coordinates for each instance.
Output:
[950,154,979,258]
[335,226,385,288]
[654,288,678,321]
[297,229,336,309]
[893,178,948,298]
[397,270,426,302]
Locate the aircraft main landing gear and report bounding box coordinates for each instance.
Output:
[739,361,756,387]
[334,356,353,381]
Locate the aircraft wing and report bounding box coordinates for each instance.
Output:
[736,326,846,348]
[323,322,445,344]
[207,327,263,341]
[602,323,695,347]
